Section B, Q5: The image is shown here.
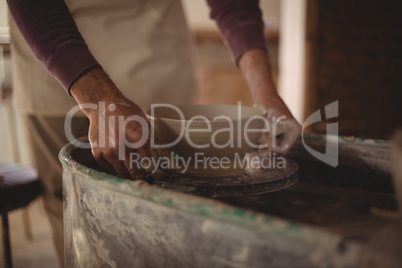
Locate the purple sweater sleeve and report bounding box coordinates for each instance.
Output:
[207,0,266,65]
[6,0,100,92]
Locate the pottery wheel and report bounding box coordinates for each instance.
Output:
[145,156,298,197]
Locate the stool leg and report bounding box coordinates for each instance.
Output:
[22,209,33,241]
[2,212,13,268]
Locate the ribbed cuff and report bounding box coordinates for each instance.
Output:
[48,43,100,95]
[226,25,267,66]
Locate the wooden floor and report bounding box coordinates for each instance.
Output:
[0,198,59,268]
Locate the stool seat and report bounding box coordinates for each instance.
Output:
[0,163,41,268]
[0,164,41,212]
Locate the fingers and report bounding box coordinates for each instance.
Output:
[93,148,132,179]
[123,157,145,180]
[123,147,148,180]
[109,157,133,179]
[258,118,301,155]
[122,126,152,178]
[88,99,154,180]
[92,140,151,180]
[270,120,301,154]
[94,150,148,180]
[93,152,117,175]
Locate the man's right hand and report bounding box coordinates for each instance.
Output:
[70,67,151,180]
[239,49,301,155]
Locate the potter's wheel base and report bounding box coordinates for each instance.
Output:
[146,156,298,197]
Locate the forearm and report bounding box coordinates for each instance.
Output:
[239,49,293,119]
[239,49,276,104]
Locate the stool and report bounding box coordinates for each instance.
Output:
[0,163,41,268]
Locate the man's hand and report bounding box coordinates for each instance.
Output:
[239,49,301,154]
[70,67,151,179]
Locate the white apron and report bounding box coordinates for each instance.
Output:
[10,0,198,115]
